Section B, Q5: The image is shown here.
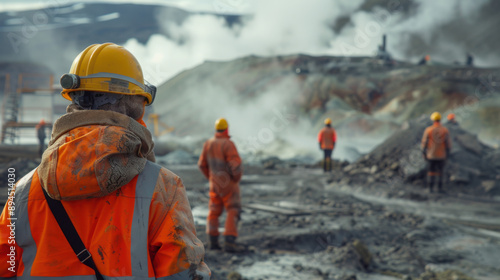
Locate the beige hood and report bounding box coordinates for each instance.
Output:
[37,110,155,201]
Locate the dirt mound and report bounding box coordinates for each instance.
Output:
[336,117,500,195]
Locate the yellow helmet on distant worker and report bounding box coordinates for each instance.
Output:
[430,112,441,121]
[60,43,156,105]
[215,118,228,131]
[324,118,332,125]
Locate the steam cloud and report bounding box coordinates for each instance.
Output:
[124,0,498,162]
[127,0,496,85]
[124,0,497,162]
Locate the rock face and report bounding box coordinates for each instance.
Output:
[156,54,500,133]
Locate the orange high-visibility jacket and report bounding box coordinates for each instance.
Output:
[0,110,210,279]
[421,122,451,160]
[318,126,337,150]
[198,131,242,196]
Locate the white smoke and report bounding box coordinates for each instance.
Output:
[123,0,497,162]
[126,0,364,84]
[126,0,496,85]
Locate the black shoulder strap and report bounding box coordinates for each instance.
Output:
[41,187,104,280]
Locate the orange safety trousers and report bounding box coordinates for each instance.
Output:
[207,189,241,237]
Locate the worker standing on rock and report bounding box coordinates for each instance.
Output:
[418,55,431,65]
[446,113,459,126]
[198,118,244,253]
[35,119,46,157]
[318,118,337,172]
[0,43,210,279]
[421,112,452,193]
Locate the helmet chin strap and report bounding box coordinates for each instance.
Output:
[69,91,124,110]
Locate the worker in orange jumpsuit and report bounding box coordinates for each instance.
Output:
[198,118,243,252]
[446,113,459,126]
[318,118,337,172]
[0,43,210,279]
[35,119,46,157]
[421,112,452,193]
[418,54,431,65]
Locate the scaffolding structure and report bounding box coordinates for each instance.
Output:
[1,73,55,144]
[147,113,175,138]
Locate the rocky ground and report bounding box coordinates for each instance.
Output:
[1,124,499,280]
[167,161,500,280]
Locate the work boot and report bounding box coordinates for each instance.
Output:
[223,235,246,253]
[426,176,435,193]
[208,235,221,250]
[437,177,444,193]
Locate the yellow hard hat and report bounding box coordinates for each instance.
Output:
[430,112,441,121]
[215,118,228,131]
[324,118,332,125]
[60,43,155,105]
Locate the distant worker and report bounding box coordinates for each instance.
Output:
[421,112,452,193]
[376,34,392,64]
[418,55,430,65]
[466,52,474,67]
[35,119,46,157]
[318,118,337,172]
[198,118,244,253]
[0,43,210,279]
[446,113,459,126]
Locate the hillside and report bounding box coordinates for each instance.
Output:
[154,54,500,161]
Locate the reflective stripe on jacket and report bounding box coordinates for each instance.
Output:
[0,110,209,279]
[0,163,209,280]
[318,126,337,150]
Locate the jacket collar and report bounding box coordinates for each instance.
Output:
[38,110,155,201]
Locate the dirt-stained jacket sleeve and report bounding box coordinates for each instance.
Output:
[225,140,242,183]
[148,169,210,279]
[198,141,210,179]
[421,127,430,153]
